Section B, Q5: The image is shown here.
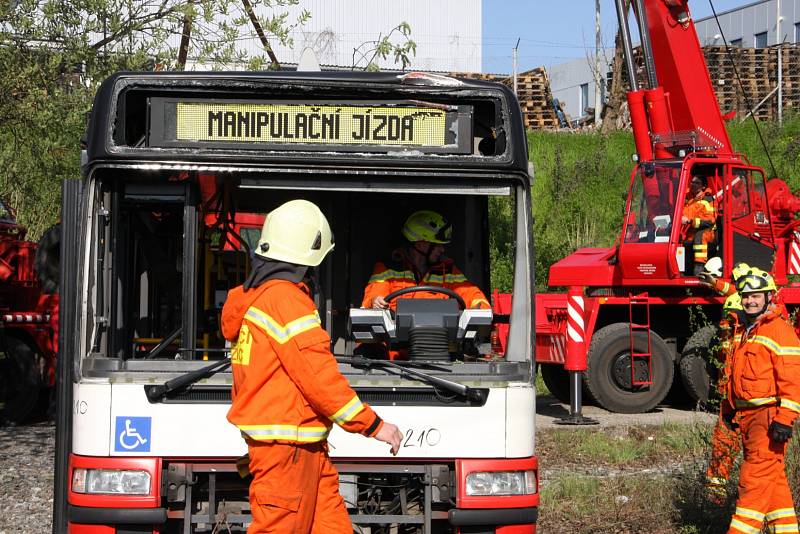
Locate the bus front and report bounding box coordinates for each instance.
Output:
[54,71,537,534]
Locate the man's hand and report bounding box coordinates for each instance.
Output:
[372,296,389,310]
[697,272,715,285]
[374,422,403,455]
[769,421,793,443]
[681,216,690,225]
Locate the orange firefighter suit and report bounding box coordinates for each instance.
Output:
[361,248,490,310]
[682,187,716,266]
[223,279,384,533]
[725,305,800,534]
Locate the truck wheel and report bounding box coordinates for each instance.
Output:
[0,336,43,424]
[540,364,570,404]
[679,325,721,407]
[35,224,60,295]
[584,323,674,414]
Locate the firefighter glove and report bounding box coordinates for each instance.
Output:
[722,409,737,431]
[769,421,793,443]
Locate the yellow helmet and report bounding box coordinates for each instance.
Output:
[255,199,334,266]
[402,210,452,244]
[731,262,751,284]
[723,293,743,312]
[736,267,777,294]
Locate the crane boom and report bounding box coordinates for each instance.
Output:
[621,0,733,157]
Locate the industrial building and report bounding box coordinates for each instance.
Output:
[549,0,800,125]
[189,0,481,72]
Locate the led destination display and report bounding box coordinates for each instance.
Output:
[149,98,472,153]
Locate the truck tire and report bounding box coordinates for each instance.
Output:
[584,323,674,414]
[0,336,43,424]
[540,364,570,404]
[34,224,60,295]
[679,325,721,407]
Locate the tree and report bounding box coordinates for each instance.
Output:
[0,0,310,237]
[601,0,632,133]
[351,22,416,72]
[0,2,417,237]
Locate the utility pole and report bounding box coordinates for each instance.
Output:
[512,38,520,98]
[777,0,783,124]
[595,0,602,125]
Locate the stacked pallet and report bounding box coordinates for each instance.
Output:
[502,68,561,130]
[449,68,560,130]
[628,44,800,122]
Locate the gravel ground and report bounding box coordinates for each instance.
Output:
[0,422,54,533]
[536,394,717,429]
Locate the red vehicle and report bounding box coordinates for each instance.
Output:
[0,200,59,423]
[535,0,800,413]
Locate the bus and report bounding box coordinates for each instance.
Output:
[52,70,537,533]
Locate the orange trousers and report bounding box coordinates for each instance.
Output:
[706,409,741,496]
[727,406,798,534]
[247,441,352,533]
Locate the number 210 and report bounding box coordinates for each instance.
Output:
[402,428,441,448]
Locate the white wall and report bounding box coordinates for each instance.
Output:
[694,0,800,46]
[189,0,482,72]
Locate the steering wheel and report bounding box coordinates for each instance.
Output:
[384,285,466,310]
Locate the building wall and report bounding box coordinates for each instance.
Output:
[190,0,481,72]
[694,0,800,47]
[549,56,608,121]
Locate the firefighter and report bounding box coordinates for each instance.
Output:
[222,199,403,533]
[724,268,800,534]
[362,210,490,311]
[681,175,717,276]
[699,260,748,502]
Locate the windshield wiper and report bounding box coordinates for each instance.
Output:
[336,356,485,402]
[145,358,230,402]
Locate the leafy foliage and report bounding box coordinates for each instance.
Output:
[351,22,416,72]
[0,1,416,238]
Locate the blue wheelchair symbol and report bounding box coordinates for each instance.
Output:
[115,416,151,452]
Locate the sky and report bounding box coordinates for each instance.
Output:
[482,0,748,74]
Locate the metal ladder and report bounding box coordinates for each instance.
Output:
[628,293,653,386]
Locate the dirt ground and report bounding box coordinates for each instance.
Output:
[536,394,717,429]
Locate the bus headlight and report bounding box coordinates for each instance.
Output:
[465,470,536,496]
[72,468,151,495]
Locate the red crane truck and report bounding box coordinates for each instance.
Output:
[535,0,800,414]
[0,201,59,424]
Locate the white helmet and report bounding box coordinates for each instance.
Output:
[255,200,334,266]
[702,257,722,277]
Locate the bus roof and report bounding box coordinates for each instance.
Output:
[83,71,529,175]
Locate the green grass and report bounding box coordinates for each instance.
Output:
[489,114,800,293]
[536,420,800,534]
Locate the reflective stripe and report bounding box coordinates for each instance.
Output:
[772,524,800,533]
[330,395,365,425]
[721,281,731,294]
[238,424,330,442]
[767,509,799,522]
[471,298,490,308]
[423,273,468,284]
[780,398,800,413]
[735,397,778,408]
[368,269,416,283]
[749,336,800,357]
[245,308,321,345]
[736,507,767,522]
[730,518,762,534]
[705,476,727,487]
